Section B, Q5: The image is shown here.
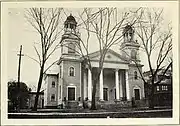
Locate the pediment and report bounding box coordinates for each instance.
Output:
[89,49,128,63]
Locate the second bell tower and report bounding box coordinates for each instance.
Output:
[120,24,140,62]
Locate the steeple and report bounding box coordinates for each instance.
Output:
[64,14,77,33]
[122,24,135,43]
[60,14,80,59]
[120,24,140,62]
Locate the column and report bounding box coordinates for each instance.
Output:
[99,69,103,101]
[119,71,123,99]
[115,69,120,100]
[88,68,92,101]
[83,70,87,100]
[125,70,130,101]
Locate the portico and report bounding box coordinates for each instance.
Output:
[86,60,131,102]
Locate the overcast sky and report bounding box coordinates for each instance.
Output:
[6,4,176,91]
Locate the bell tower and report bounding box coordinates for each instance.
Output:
[60,14,80,59]
[120,24,140,62]
[58,14,82,106]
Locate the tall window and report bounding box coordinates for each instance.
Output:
[52,81,55,88]
[51,94,55,101]
[59,85,61,99]
[134,71,138,80]
[69,67,75,76]
[157,86,160,91]
[68,43,75,54]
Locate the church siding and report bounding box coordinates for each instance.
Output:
[62,60,81,101]
[128,66,145,99]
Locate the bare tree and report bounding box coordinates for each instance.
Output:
[25,8,63,111]
[123,8,172,109]
[69,8,142,109]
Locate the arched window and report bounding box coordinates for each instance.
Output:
[134,71,138,80]
[69,67,75,76]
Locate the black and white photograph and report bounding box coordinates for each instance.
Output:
[1,1,179,125]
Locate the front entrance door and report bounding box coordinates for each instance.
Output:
[41,99,44,108]
[134,89,140,100]
[103,88,108,101]
[68,87,75,100]
[114,89,116,99]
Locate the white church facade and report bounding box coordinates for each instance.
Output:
[43,15,145,108]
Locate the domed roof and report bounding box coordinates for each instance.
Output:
[123,24,134,33]
[125,25,133,30]
[64,14,77,24]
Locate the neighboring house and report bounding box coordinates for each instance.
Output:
[28,91,44,109]
[143,69,172,106]
[43,14,145,108]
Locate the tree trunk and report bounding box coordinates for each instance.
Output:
[149,81,155,109]
[149,94,154,109]
[32,64,44,111]
[91,79,98,110]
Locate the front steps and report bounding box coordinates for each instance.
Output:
[57,99,148,109]
[66,101,83,109]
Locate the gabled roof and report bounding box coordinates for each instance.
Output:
[143,69,172,76]
[159,79,172,85]
[44,64,59,78]
[87,49,129,64]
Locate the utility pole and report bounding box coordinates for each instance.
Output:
[17,45,24,84]
[17,45,24,111]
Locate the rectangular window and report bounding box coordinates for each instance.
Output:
[134,71,138,80]
[157,86,159,91]
[162,85,168,91]
[52,81,55,88]
[59,85,61,99]
[165,86,168,91]
[51,94,55,101]
[103,88,108,101]
[162,86,164,90]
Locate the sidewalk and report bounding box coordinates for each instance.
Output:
[8,108,172,118]
[17,106,172,113]
[9,108,172,115]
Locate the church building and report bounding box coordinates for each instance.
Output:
[43,14,145,108]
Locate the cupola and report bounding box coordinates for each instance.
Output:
[64,14,77,30]
[123,24,135,43]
